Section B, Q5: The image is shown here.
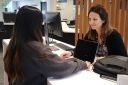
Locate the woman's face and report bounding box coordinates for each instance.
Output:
[88,12,104,31]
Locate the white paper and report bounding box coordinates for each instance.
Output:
[117,74,128,85]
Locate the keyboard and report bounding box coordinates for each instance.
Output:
[49,46,59,51]
[54,43,74,51]
[68,25,75,28]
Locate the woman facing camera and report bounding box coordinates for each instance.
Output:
[85,4,127,57]
[61,4,127,60]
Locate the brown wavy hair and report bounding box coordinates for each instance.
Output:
[86,4,112,41]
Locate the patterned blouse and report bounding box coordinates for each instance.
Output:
[96,41,108,57]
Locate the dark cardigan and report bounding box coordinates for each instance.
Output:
[84,30,127,57]
[105,30,127,56]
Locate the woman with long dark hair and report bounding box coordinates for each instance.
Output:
[4,6,90,85]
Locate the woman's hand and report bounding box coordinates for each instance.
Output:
[60,51,72,59]
[85,61,93,71]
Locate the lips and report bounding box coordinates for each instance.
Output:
[91,25,96,28]
[91,25,96,29]
[91,25,96,27]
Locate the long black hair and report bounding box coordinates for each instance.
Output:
[4,6,43,82]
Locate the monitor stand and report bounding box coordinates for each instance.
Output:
[44,23,56,45]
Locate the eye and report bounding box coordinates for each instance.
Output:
[93,18,97,21]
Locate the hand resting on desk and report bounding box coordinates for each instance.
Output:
[85,61,93,71]
[60,51,72,59]
[60,51,93,71]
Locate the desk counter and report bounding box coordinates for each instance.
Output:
[2,39,117,85]
[49,70,116,85]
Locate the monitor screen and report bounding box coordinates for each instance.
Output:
[3,12,16,23]
[44,12,63,37]
[44,12,63,45]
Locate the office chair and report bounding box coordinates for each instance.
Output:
[0,22,7,35]
[0,22,7,47]
[0,22,13,39]
[0,22,6,34]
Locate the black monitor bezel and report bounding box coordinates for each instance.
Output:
[44,12,63,45]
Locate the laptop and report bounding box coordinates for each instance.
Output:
[74,39,98,63]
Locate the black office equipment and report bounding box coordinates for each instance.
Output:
[44,12,74,49]
[3,12,16,23]
[44,12,63,37]
[0,21,11,38]
[49,46,59,51]
[44,12,63,45]
[74,39,98,63]
[54,43,73,51]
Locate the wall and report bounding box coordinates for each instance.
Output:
[1,0,74,22]
[46,0,74,21]
[0,12,3,21]
[5,0,40,12]
[0,0,40,21]
[56,0,74,21]
[47,0,57,12]
[6,1,13,12]
[19,0,40,9]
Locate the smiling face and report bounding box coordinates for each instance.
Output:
[88,12,104,32]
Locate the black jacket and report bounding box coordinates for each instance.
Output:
[84,30,127,57]
[105,30,127,56]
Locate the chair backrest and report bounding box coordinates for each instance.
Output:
[0,22,6,37]
[0,22,4,30]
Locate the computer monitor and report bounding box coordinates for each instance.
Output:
[3,12,16,23]
[44,12,63,45]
